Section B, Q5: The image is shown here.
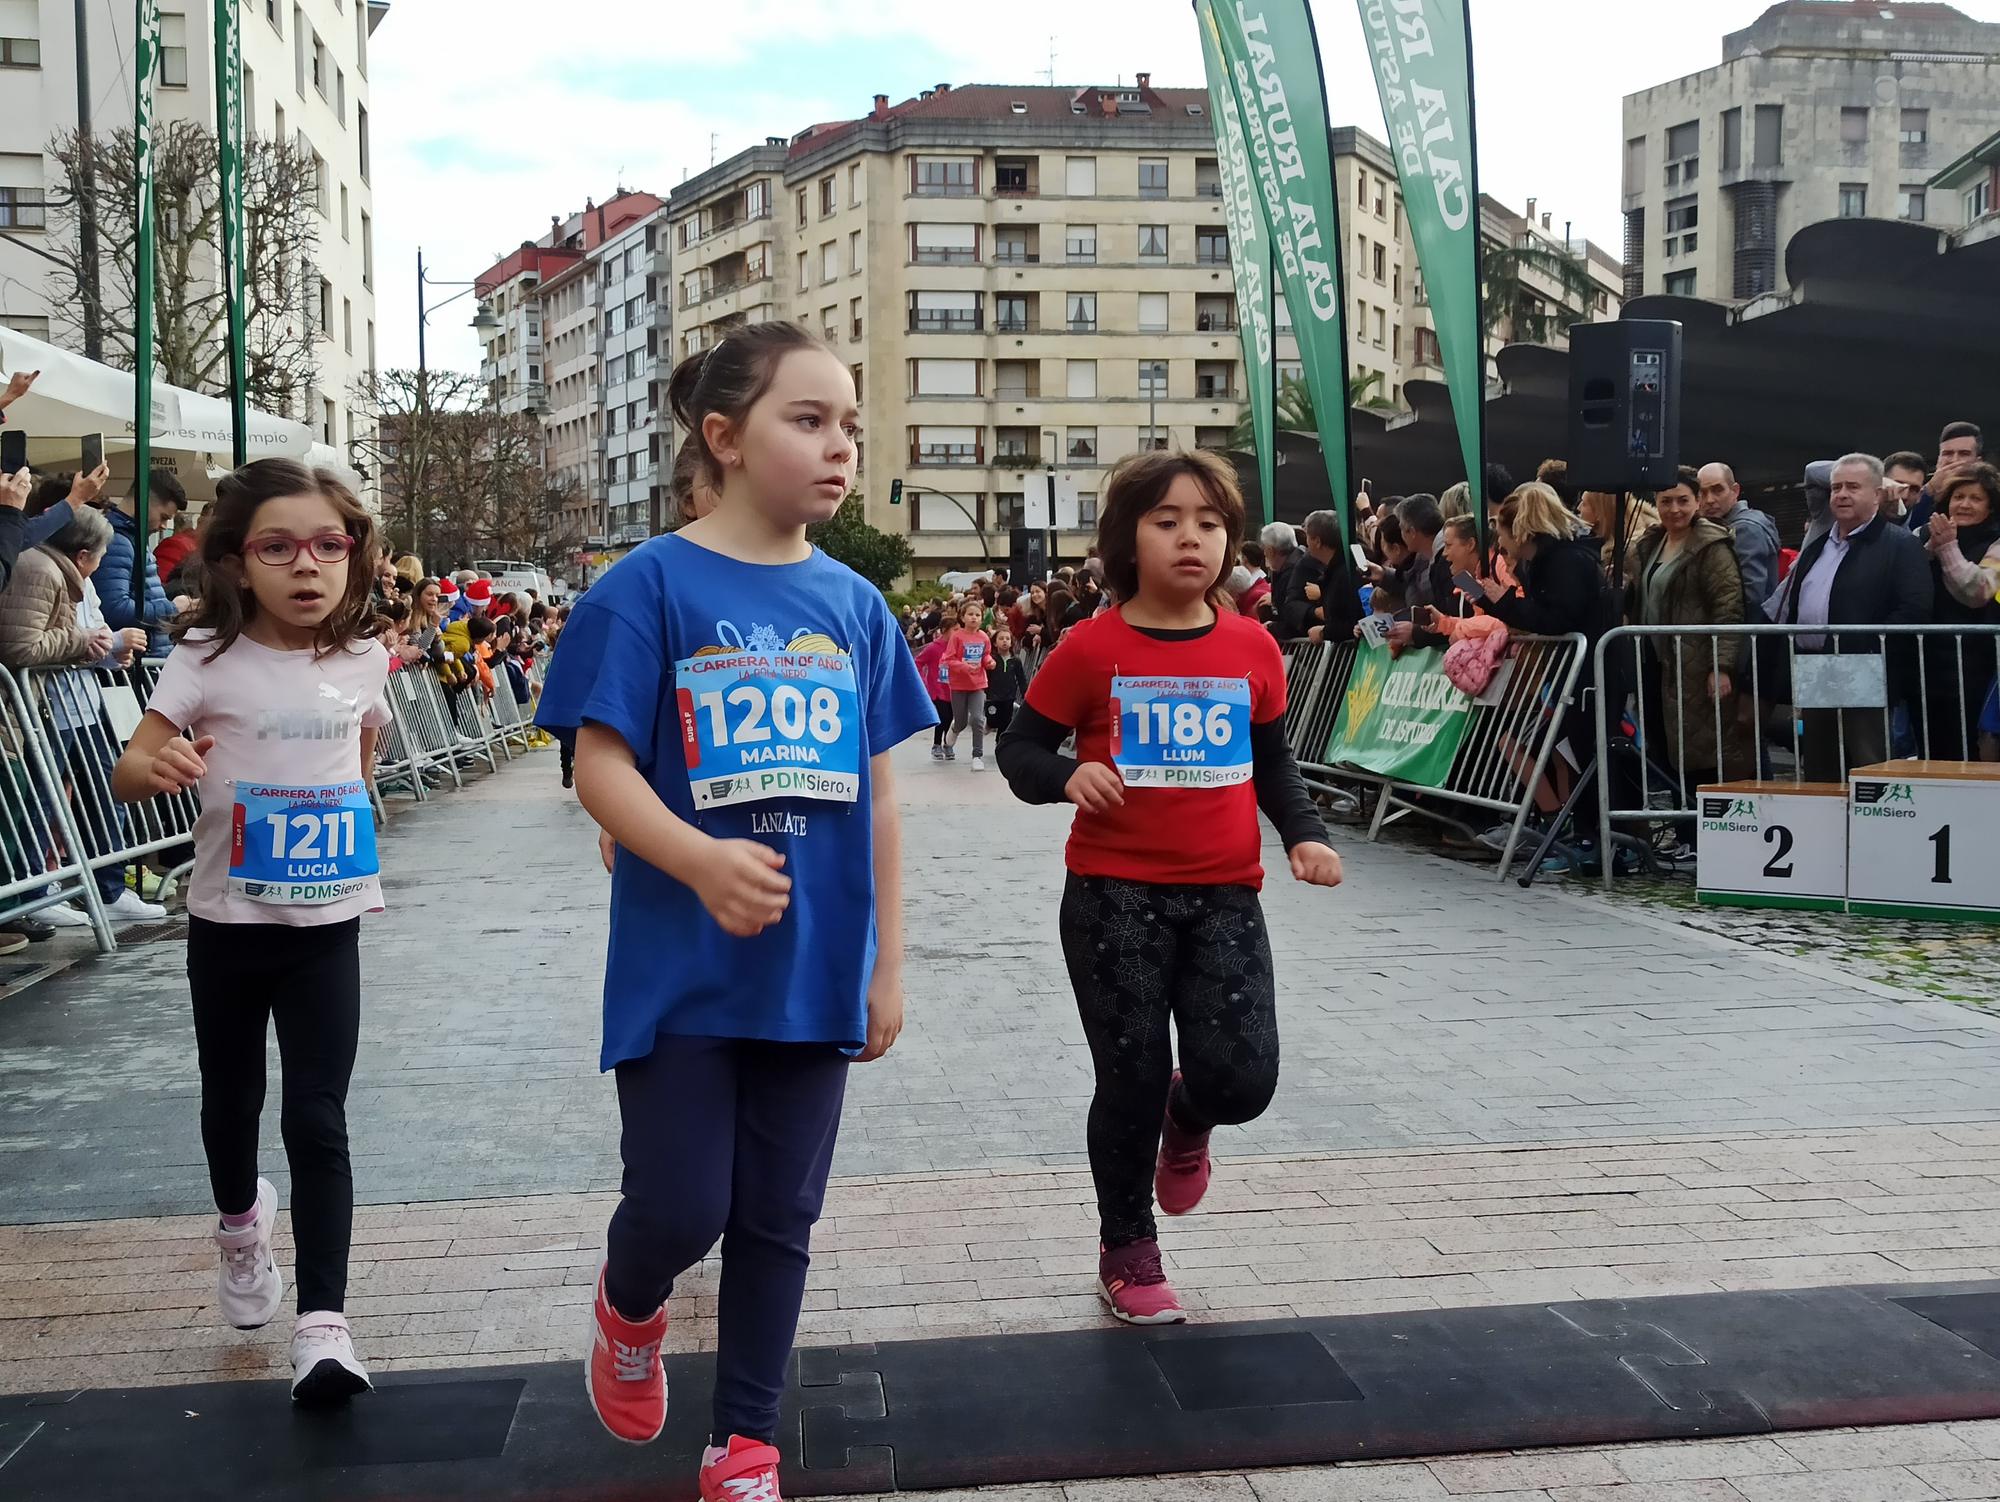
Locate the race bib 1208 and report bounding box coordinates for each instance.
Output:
[1108,675,1254,787]
[228,780,379,905]
[675,648,862,810]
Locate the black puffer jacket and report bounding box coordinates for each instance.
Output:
[1484,533,1613,647]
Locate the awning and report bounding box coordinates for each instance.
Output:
[157,388,313,463]
[0,327,181,465]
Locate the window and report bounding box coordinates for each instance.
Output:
[243,65,254,125]
[912,156,975,196]
[339,183,349,240]
[1138,359,1167,397]
[1196,228,1228,265]
[995,493,1026,528]
[910,290,978,332]
[1839,183,1867,218]
[356,104,369,182]
[155,14,188,85]
[1066,360,1098,399]
[1372,309,1386,348]
[849,297,862,341]
[322,397,336,446]
[1968,179,1992,224]
[1664,270,1696,295]
[1414,327,1439,366]
[311,33,325,96]
[360,211,373,287]
[1372,243,1386,283]
[1900,108,1928,146]
[317,277,332,333]
[265,0,280,32]
[1665,196,1698,234]
[1392,324,1401,360]
[0,313,51,336]
[821,241,838,283]
[1065,225,1096,264]
[797,251,809,291]
[1138,158,1169,198]
[1064,156,1097,196]
[1665,120,1698,186]
[994,294,1030,332]
[848,230,861,273]
[996,228,1035,264]
[366,320,375,374]
[1067,427,1098,462]
[1066,293,1097,333]
[746,179,771,220]
[335,66,345,124]
[820,304,839,341]
[1900,187,1927,221]
[848,162,860,204]
[910,358,980,396]
[1357,169,1369,208]
[292,6,304,90]
[996,156,1033,195]
[1138,292,1168,333]
[1276,359,1303,382]
[1138,223,1168,261]
[796,188,807,226]
[819,175,837,216]
[1375,184,1386,217]
[1721,108,1742,172]
[342,298,352,353]
[1623,136,1646,195]
[850,363,864,402]
[0,154,46,228]
[1841,107,1869,144]
[310,147,328,216]
[1754,104,1783,168]
[1077,492,1099,526]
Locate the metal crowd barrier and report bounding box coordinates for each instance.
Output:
[1287,632,1590,881]
[1593,622,2000,888]
[0,648,548,957]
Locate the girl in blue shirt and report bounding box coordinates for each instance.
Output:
[536,321,934,1502]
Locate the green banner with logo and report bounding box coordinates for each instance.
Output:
[1356,0,1486,528]
[1326,640,1472,785]
[1195,4,1275,531]
[1202,0,1353,544]
[213,0,249,465]
[132,0,161,609]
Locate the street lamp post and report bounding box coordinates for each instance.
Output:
[413,247,502,562]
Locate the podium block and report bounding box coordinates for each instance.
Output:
[1695,782,1847,911]
[1847,762,2000,923]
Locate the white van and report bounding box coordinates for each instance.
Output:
[472,559,556,602]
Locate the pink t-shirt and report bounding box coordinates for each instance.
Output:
[146,630,392,926]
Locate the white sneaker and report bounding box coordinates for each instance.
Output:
[102,890,166,923]
[971,755,986,772]
[291,1311,372,1405]
[39,901,91,928]
[215,1177,284,1330]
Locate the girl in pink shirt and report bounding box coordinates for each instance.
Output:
[940,601,995,770]
[113,459,390,1406]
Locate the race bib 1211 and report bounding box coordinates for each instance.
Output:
[1108,675,1254,787]
[228,780,379,905]
[676,648,862,810]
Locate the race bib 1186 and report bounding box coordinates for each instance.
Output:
[1109,675,1254,787]
[675,648,862,810]
[228,780,379,905]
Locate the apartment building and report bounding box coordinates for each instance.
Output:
[1622,0,2000,301]
[0,0,385,487]
[598,206,670,548]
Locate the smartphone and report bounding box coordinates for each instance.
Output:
[0,429,24,473]
[1453,570,1483,598]
[80,432,103,472]
[1350,542,1369,570]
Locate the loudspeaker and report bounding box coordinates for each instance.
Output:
[1567,320,1684,493]
[1010,527,1048,585]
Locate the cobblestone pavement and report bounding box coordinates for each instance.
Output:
[5,738,2000,1498]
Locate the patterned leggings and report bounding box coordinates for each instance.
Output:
[1058,874,1279,1248]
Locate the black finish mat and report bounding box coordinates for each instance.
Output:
[5,1280,2000,1500]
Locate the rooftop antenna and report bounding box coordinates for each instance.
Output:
[1045,36,1057,86]
[710,131,719,167]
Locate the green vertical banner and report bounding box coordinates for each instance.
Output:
[1194,2,1275,531]
[132,0,161,611]
[213,0,249,466]
[1357,0,1487,529]
[1202,0,1353,544]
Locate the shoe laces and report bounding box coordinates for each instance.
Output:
[294,1321,349,1357]
[1160,1133,1208,1173]
[220,1236,265,1285]
[717,1468,782,1502]
[610,1335,661,1383]
[1107,1241,1168,1287]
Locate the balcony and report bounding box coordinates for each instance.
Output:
[995,383,1041,401]
[913,180,978,198]
[1196,248,1230,266]
[1066,318,1097,334]
[994,316,1038,334]
[681,272,773,308]
[909,310,984,333]
[650,303,671,330]
[1195,313,1239,332]
[911,443,984,467]
[993,248,1040,265]
[913,247,979,265]
[1196,380,1240,399]
[1197,182,1223,199]
[993,448,1042,467]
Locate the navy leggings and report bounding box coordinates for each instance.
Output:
[604,1036,849,1444]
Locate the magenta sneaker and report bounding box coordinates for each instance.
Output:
[1097,1239,1187,1325]
[1155,1070,1212,1216]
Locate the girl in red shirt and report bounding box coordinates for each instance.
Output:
[997,450,1343,1325]
[940,600,995,771]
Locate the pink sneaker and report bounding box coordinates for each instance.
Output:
[700,1434,785,1501]
[1155,1070,1212,1216]
[1098,1239,1187,1325]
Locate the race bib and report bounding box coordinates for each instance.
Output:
[1108,675,1254,788]
[962,642,987,668]
[676,648,862,810]
[228,780,379,906]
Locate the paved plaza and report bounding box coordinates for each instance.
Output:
[4,737,2000,1498]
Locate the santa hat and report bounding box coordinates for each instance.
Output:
[464,579,494,607]
[438,576,459,597]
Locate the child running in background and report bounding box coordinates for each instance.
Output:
[997,450,1344,1326]
[940,600,994,771]
[536,321,934,1502]
[985,625,1026,741]
[110,458,392,1402]
[914,627,952,759]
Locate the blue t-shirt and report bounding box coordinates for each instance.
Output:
[536,533,936,1068]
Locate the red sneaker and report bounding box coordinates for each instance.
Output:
[1098,1238,1187,1325]
[584,1267,667,1444]
[1155,1070,1212,1216]
[700,1434,785,1501]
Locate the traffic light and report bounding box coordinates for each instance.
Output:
[889,479,903,506]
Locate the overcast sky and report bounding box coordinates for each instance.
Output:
[372,0,2000,374]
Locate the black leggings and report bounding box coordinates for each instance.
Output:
[931,699,952,746]
[188,916,361,1313]
[1058,875,1278,1248]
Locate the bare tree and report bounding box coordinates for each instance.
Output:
[38,122,322,418]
